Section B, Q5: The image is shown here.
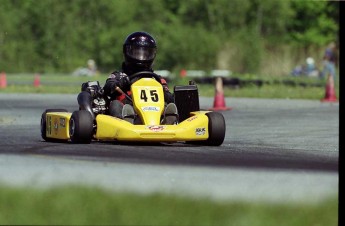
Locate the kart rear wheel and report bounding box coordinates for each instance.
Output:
[40,109,68,142]
[69,110,94,144]
[205,112,226,146]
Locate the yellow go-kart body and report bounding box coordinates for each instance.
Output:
[41,73,225,145]
[43,111,210,142]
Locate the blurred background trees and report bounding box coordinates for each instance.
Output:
[0,0,338,75]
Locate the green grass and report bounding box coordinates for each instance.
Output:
[0,73,339,100]
[0,185,338,225]
[1,73,105,94]
[0,84,81,94]
[199,84,330,100]
[0,83,333,100]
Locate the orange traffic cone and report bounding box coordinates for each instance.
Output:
[209,76,232,111]
[33,74,41,87]
[0,72,7,89]
[321,74,337,102]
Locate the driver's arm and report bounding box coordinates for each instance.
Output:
[103,71,130,98]
[160,78,174,104]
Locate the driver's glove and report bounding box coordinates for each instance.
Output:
[116,72,130,90]
[120,72,130,88]
[104,71,130,98]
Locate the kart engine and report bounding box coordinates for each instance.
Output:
[92,98,106,114]
[81,81,107,115]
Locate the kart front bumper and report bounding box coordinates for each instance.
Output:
[95,112,210,142]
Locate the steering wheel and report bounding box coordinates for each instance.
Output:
[128,71,162,84]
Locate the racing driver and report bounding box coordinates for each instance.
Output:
[78,31,178,125]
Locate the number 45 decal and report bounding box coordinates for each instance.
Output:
[140,90,159,102]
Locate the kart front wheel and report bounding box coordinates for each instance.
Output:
[41,109,68,142]
[69,110,94,144]
[205,112,226,146]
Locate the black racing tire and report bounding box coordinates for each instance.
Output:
[40,109,68,142]
[205,112,226,146]
[69,110,94,144]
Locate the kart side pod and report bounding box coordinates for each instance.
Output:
[40,109,71,142]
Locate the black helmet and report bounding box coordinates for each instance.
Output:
[123,31,157,69]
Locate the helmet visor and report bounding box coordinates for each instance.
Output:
[125,46,156,61]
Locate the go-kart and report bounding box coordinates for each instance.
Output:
[40,71,226,146]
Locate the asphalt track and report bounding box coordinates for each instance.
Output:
[0,93,339,203]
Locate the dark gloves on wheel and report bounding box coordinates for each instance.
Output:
[115,72,130,90]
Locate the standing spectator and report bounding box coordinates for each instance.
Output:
[72,59,98,77]
[305,57,319,77]
[87,59,98,76]
[321,42,338,80]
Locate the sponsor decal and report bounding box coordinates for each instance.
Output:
[142,106,160,112]
[147,125,165,132]
[53,118,59,134]
[187,116,197,122]
[59,118,66,127]
[195,127,206,135]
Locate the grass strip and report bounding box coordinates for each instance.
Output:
[0,83,331,100]
[0,185,338,225]
[0,74,338,100]
[199,84,330,100]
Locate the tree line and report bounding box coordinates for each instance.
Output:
[0,0,338,75]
